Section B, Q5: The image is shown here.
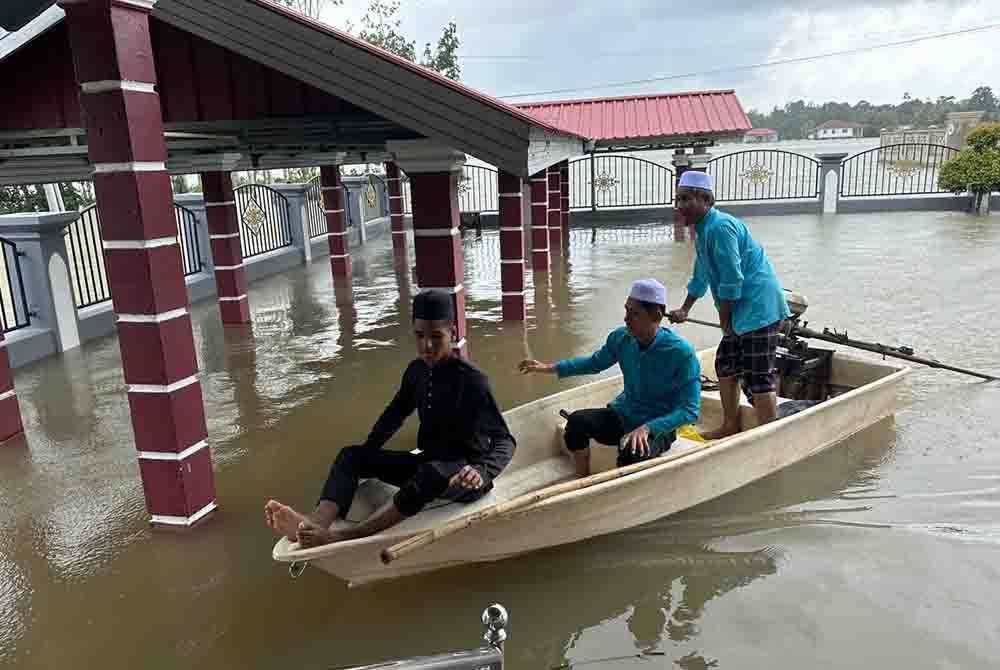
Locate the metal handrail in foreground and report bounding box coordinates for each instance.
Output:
[334,604,508,670]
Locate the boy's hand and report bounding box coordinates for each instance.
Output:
[450,465,484,490]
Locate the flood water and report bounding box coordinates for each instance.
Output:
[2,210,999,669]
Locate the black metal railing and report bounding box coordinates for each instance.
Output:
[234,184,293,258]
[840,143,959,198]
[173,203,203,276]
[305,177,327,238]
[707,149,821,201]
[67,205,111,308]
[568,155,674,209]
[0,238,31,333]
[459,165,499,213]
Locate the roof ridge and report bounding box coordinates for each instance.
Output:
[514,90,738,108]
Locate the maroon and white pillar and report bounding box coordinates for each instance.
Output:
[385,161,407,258]
[320,165,351,277]
[0,332,23,443]
[498,171,526,321]
[388,141,468,356]
[547,164,563,252]
[61,0,215,526]
[529,171,549,270]
[559,160,570,238]
[201,172,251,324]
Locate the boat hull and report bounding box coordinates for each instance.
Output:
[273,350,907,586]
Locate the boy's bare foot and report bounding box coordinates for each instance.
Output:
[699,425,740,441]
[297,519,346,548]
[265,500,309,541]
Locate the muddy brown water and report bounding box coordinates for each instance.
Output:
[1,211,998,669]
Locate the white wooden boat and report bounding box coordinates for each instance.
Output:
[273,347,908,586]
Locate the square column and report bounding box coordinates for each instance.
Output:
[546,165,563,252]
[387,140,468,356]
[816,152,849,214]
[0,331,22,443]
[60,0,216,527]
[529,171,549,270]
[200,171,251,324]
[559,160,570,236]
[385,161,407,258]
[498,170,525,321]
[320,165,351,276]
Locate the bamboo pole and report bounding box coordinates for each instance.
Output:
[380,436,721,565]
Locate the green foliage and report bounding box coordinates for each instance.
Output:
[747,87,997,140]
[358,0,416,61]
[274,167,320,183]
[938,151,1000,195]
[59,182,96,210]
[938,122,1000,203]
[356,1,460,80]
[0,185,46,215]
[421,21,460,80]
[965,122,1000,153]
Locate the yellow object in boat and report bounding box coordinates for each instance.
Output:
[677,424,707,443]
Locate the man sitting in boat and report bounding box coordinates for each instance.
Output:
[519,279,701,477]
[668,170,791,439]
[265,289,516,547]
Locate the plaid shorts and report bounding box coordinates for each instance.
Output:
[715,320,783,395]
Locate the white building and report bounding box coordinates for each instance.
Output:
[810,120,865,140]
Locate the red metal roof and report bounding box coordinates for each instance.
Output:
[515,91,751,144]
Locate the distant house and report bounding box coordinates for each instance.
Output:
[810,120,865,140]
[744,128,779,144]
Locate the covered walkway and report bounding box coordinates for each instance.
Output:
[0,0,749,527]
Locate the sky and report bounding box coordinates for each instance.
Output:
[320,0,1000,112]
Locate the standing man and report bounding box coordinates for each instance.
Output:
[668,171,790,439]
[519,279,701,477]
[265,290,515,547]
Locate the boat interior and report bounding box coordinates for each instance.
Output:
[327,344,898,536]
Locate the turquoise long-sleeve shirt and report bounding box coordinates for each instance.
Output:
[555,326,701,437]
[687,208,791,336]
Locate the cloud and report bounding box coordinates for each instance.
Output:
[324,0,997,111]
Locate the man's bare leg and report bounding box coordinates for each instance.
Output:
[572,447,591,478]
[701,375,742,440]
[298,501,406,548]
[265,499,339,541]
[752,391,778,427]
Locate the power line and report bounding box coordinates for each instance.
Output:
[462,21,1000,62]
[498,22,1000,100]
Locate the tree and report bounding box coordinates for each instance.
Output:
[0,185,47,215]
[357,0,416,61]
[938,123,1000,215]
[968,86,998,113]
[273,0,342,20]
[356,0,460,79]
[421,21,460,80]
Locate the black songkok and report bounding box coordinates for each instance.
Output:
[412,290,454,321]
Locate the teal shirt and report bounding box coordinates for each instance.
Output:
[555,326,701,437]
[687,208,791,335]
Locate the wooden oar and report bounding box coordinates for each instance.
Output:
[380,435,721,565]
[681,317,998,382]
